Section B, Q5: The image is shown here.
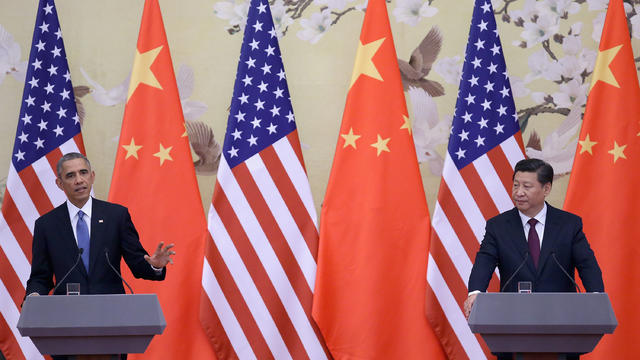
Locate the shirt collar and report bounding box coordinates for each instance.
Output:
[66,197,93,220]
[518,202,547,227]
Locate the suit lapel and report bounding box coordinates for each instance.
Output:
[505,208,536,273]
[89,198,107,275]
[54,203,89,278]
[538,203,559,275]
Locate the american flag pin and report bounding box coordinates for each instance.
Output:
[98,219,104,223]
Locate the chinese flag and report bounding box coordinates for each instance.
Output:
[311,0,445,358]
[108,0,216,358]
[564,0,640,358]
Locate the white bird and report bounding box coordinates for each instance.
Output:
[407,86,450,175]
[80,67,129,106]
[176,64,208,120]
[0,24,27,85]
[525,103,582,177]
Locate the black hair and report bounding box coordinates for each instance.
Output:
[512,158,553,185]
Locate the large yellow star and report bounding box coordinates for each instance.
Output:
[122,137,143,159]
[340,127,361,149]
[370,134,390,156]
[153,143,173,165]
[349,38,385,89]
[608,141,627,163]
[127,46,164,101]
[400,115,412,134]
[578,133,597,155]
[590,44,622,90]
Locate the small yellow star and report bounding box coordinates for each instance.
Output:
[578,133,597,155]
[182,123,188,138]
[128,45,164,101]
[370,134,390,156]
[340,127,361,149]
[153,143,173,165]
[350,37,385,89]
[590,44,622,90]
[608,141,627,163]
[400,115,412,134]
[122,137,143,160]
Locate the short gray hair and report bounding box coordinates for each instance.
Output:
[56,152,91,178]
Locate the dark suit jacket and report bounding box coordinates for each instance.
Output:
[468,204,604,293]
[25,198,165,296]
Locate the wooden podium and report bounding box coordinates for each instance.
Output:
[468,293,617,359]
[18,294,165,357]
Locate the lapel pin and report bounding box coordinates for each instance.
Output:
[98,219,104,223]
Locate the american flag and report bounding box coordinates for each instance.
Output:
[0,0,85,358]
[425,1,525,359]
[199,0,328,358]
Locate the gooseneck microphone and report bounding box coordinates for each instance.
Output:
[52,248,84,295]
[551,252,582,293]
[104,249,134,294]
[500,250,529,292]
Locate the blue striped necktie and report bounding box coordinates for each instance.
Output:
[77,210,90,271]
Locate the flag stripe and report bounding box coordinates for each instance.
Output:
[6,166,39,234]
[425,283,472,360]
[473,154,512,213]
[500,136,523,168]
[429,232,471,306]
[0,279,41,359]
[16,166,52,216]
[459,165,499,220]
[0,310,26,360]
[432,202,475,284]
[1,192,33,264]
[486,146,514,196]
[434,184,482,261]
[0,246,25,308]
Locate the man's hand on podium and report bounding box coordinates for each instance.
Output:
[144,241,176,269]
[464,293,478,319]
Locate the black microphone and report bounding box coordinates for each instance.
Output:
[104,249,134,294]
[52,248,84,295]
[551,252,582,293]
[501,251,529,292]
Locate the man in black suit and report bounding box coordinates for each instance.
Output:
[464,159,603,359]
[25,152,175,296]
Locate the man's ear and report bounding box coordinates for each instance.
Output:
[55,177,63,190]
[544,182,552,196]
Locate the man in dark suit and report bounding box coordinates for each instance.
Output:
[464,158,603,359]
[25,152,175,296]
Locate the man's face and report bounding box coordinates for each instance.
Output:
[512,171,550,217]
[56,158,95,208]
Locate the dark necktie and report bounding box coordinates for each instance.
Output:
[77,210,90,271]
[527,218,540,268]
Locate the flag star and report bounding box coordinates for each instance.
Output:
[14,150,25,161]
[153,143,173,165]
[60,88,70,100]
[56,106,67,118]
[44,83,55,94]
[231,128,242,140]
[455,147,466,159]
[245,57,256,68]
[267,123,277,134]
[400,114,412,134]
[228,146,239,158]
[459,129,469,141]
[47,64,58,76]
[462,111,473,123]
[474,135,486,147]
[28,77,39,88]
[478,20,488,31]
[252,20,263,32]
[72,113,80,124]
[21,113,32,124]
[55,28,62,39]
[268,27,277,38]
[238,92,249,104]
[264,45,275,56]
[257,2,267,13]
[53,124,64,137]
[608,141,627,163]
[471,57,482,68]
[277,69,286,80]
[254,98,265,110]
[370,134,391,156]
[41,101,51,112]
[490,44,501,55]
[242,74,253,86]
[484,81,494,92]
[478,117,488,128]
[480,99,492,111]
[474,38,485,50]
[34,137,45,149]
[257,81,268,92]
[122,137,143,159]
[249,39,260,50]
[286,111,294,122]
[350,37,385,88]
[35,40,46,52]
[273,87,284,99]
[39,22,49,33]
[18,131,29,143]
[497,104,508,116]
[481,1,491,12]
[25,95,36,106]
[494,122,504,134]
[251,117,262,128]
[341,127,361,149]
[503,70,509,79]
[234,111,246,121]
[488,62,498,74]
[269,105,280,117]
[579,134,597,155]
[32,58,43,70]
[127,46,164,101]
[37,119,48,131]
[51,46,62,57]
[464,93,475,105]
[247,134,258,146]
[591,44,623,90]
[500,86,510,98]
[513,113,518,122]
[43,3,53,14]
[469,75,479,86]
[63,70,71,82]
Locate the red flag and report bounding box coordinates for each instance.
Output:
[564,0,640,357]
[311,0,445,357]
[108,0,215,358]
